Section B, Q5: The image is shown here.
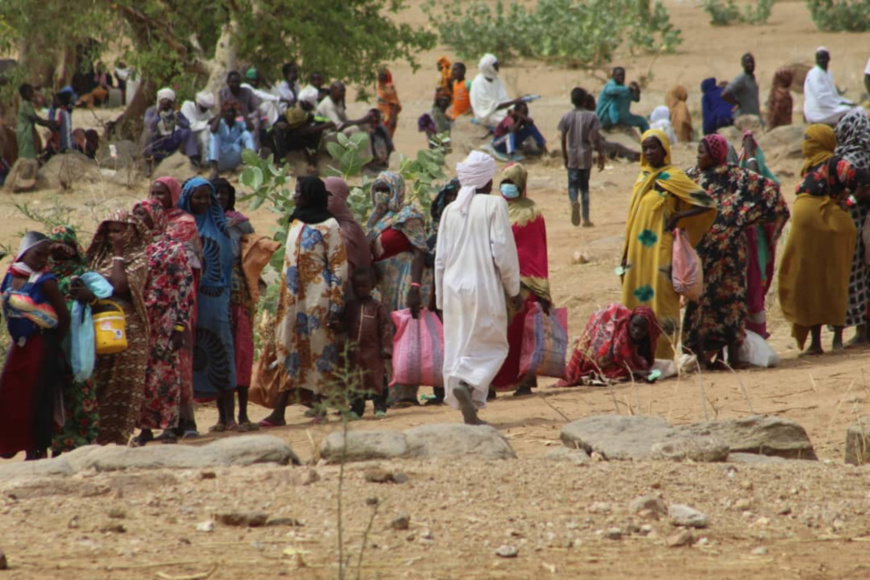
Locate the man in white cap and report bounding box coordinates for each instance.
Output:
[143,87,196,177]
[435,151,522,425]
[181,91,216,166]
[803,47,855,126]
[469,53,526,130]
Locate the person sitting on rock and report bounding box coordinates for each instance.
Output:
[207,99,255,179]
[596,67,649,134]
[143,88,196,177]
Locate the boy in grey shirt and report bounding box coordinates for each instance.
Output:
[558,87,605,227]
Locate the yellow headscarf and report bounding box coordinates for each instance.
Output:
[625,129,716,246]
[499,162,540,227]
[801,124,836,177]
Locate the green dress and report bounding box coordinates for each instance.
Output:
[16,100,38,160]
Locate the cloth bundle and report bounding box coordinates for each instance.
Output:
[390,308,444,388]
[519,302,568,379]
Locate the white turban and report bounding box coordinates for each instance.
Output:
[156,88,176,105]
[455,151,497,215]
[298,86,319,106]
[195,91,215,109]
[816,46,829,54]
[479,53,499,80]
[650,106,670,124]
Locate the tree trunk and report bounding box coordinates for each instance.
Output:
[203,21,238,95]
[107,79,155,142]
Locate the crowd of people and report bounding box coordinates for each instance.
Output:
[3,45,870,456]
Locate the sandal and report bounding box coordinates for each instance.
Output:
[130,431,154,447]
[155,430,178,444]
[208,424,226,433]
[238,422,260,432]
[258,418,285,429]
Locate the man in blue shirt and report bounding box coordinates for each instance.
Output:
[208,100,255,180]
[596,67,649,134]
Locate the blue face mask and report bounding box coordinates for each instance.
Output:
[500,183,520,199]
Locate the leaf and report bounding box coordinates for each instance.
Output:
[249,195,266,211]
[325,142,346,161]
[240,166,264,190]
[336,132,351,148]
[349,131,370,148]
[241,148,261,167]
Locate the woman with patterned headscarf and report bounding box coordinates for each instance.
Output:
[835,109,870,347]
[130,199,195,445]
[621,129,716,359]
[365,171,430,406]
[48,225,100,453]
[86,210,151,445]
[779,124,870,355]
[178,177,236,431]
[684,134,789,368]
[491,163,551,396]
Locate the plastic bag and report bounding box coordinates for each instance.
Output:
[70,302,96,382]
[390,308,444,388]
[519,303,569,379]
[671,228,704,301]
[737,330,780,368]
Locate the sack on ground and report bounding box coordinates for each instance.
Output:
[672,228,704,301]
[390,308,444,388]
[519,303,568,379]
[737,329,780,368]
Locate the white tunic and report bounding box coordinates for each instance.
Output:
[435,194,520,409]
[803,66,853,124]
[470,74,511,127]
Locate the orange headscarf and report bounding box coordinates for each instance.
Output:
[665,86,693,143]
[437,56,453,100]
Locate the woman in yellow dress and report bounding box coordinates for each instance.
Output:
[620,129,716,359]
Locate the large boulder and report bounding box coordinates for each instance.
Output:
[845,416,870,465]
[38,150,102,190]
[677,416,817,460]
[153,151,198,182]
[759,124,806,160]
[319,424,516,464]
[560,415,675,461]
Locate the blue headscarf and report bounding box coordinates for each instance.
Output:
[178,177,236,395]
[700,78,734,136]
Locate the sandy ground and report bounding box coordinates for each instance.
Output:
[3,1,870,579]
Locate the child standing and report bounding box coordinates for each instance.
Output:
[343,267,393,418]
[557,87,605,227]
[449,62,472,120]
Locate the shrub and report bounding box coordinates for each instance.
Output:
[806,0,870,31]
[424,0,682,69]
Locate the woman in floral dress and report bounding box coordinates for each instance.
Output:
[131,199,194,445]
[365,171,429,405]
[259,176,347,426]
[49,225,99,453]
[683,134,790,368]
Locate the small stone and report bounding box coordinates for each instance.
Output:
[572,251,591,265]
[640,524,654,536]
[637,509,660,521]
[364,467,393,483]
[365,497,380,506]
[777,506,792,516]
[100,523,126,534]
[405,532,416,542]
[421,530,434,540]
[390,515,411,531]
[0,550,6,570]
[266,517,304,527]
[832,518,846,533]
[603,527,622,540]
[751,546,769,556]
[299,469,320,486]
[196,520,215,533]
[587,502,612,515]
[669,504,709,528]
[495,545,518,558]
[200,470,217,480]
[733,498,752,512]
[629,496,667,516]
[754,516,770,527]
[392,472,409,484]
[215,512,269,527]
[666,529,696,547]
[108,508,126,519]
[740,481,754,491]
[68,516,79,529]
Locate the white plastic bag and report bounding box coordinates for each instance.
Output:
[737,330,779,368]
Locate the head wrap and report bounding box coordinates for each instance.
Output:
[195,91,215,109]
[456,151,497,215]
[701,134,730,166]
[325,177,371,273]
[835,108,870,171]
[479,54,499,80]
[15,231,49,263]
[501,162,528,198]
[801,124,836,176]
[370,171,407,214]
[133,198,168,234]
[245,67,258,80]
[379,69,393,85]
[773,68,793,89]
[431,178,461,225]
[177,177,229,236]
[156,88,176,104]
[298,86,319,106]
[153,176,182,207]
[289,177,333,225]
[650,106,671,125]
[816,46,829,55]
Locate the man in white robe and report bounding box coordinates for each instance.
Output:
[803,47,855,126]
[470,54,523,130]
[180,91,215,165]
[435,151,522,425]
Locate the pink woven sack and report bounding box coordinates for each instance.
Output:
[671,228,704,301]
[390,308,444,387]
[519,303,569,379]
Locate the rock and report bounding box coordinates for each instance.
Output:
[726,453,788,464]
[733,498,752,512]
[751,546,769,556]
[571,251,591,265]
[495,545,519,558]
[845,416,870,465]
[153,151,197,182]
[717,125,743,145]
[39,150,102,189]
[298,469,320,485]
[0,549,6,569]
[0,459,75,482]
[108,508,126,519]
[544,447,590,464]
[200,471,217,480]
[651,434,729,463]
[364,467,394,483]
[100,523,126,534]
[777,505,792,516]
[640,524,654,536]
[196,521,215,533]
[637,509,661,521]
[560,416,674,461]
[319,431,409,464]
[0,477,109,499]
[629,496,667,516]
[587,502,612,515]
[392,472,409,484]
[677,416,817,460]
[669,504,709,529]
[404,424,516,460]
[215,512,269,527]
[266,517,303,527]
[603,527,622,540]
[666,529,696,547]
[208,434,301,466]
[390,514,411,531]
[760,125,807,160]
